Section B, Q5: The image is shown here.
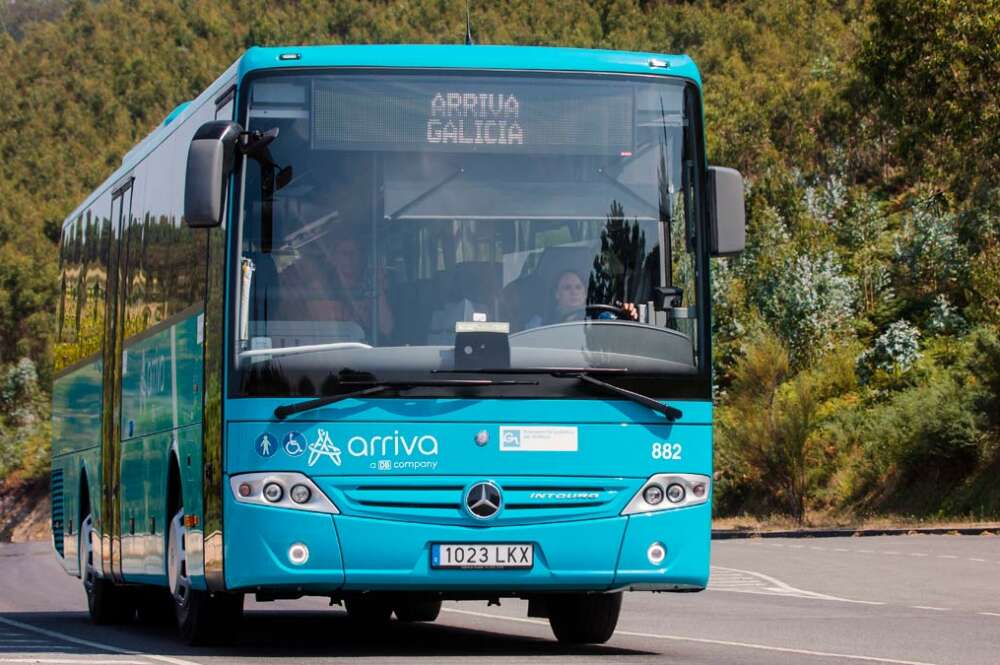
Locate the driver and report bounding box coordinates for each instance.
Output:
[526,270,638,327]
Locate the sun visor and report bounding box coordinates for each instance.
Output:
[384,176,660,221]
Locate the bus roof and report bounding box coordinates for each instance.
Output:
[62,45,700,230]
[238,44,701,85]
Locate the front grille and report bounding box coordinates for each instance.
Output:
[50,469,65,556]
[326,476,636,526]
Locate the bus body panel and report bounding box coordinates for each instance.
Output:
[221,498,710,592]
[221,398,711,592]
[225,408,710,481]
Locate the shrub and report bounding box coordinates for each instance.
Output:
[857,319,921,381]
[715,333,856,520]
[756,250,856,364]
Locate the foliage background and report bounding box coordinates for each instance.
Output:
[1,0,998,522]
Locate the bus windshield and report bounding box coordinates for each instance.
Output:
[236,71,705,396]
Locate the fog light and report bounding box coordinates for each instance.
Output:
[263,482,283,503]
[666,483,685,503]
[289,484,311,504]
[692,483,706,498]
[288,542,309,565]
[642,484,664,505]
[647,541,666,565]
[238,483,253,498]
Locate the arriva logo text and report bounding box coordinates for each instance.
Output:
[347,431,439,457]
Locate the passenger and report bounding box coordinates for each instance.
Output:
[286,234,394,340]
[525,270,638,328]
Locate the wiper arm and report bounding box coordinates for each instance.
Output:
[273,379,537,420]
[436,367,682,421]
[574,372,682,422]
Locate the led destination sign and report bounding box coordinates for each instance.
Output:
[312,76,634,155]
[426,92,524,146]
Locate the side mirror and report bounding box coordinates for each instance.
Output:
[184,121,243,228]
[707,166,746,256]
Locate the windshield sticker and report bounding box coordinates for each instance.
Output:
[254,433,278,458]
[307,429,343,467]
[283,431,306,457]
[500,426,578,452]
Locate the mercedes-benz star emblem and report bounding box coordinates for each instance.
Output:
[465,481,502,519]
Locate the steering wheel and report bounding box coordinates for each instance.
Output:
[565,304,630,320]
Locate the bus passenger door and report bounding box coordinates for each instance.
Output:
[99,177,133,582]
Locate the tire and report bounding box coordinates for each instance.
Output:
[547,592,623,644]
[167,509,243,644]
[393,597,442,622]
[80,514,134,625]
[345,593,394,625]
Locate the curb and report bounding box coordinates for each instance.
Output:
[712,526,1000,539]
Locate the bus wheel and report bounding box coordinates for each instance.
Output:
[345,593,394,625]
[168,509,243,644]
[547,592,622,644]
[80,514,135,624]
[393,597,441,622]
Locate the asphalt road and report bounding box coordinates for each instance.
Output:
[1,534,999,665]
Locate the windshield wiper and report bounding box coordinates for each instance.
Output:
[273,379,537,420]
[436,368,682,421]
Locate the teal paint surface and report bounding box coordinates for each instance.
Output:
[51,359,102,457]
[116,312,205,585]
[237,45,702,87]
[121,312,204,441]
[223,398,711,591]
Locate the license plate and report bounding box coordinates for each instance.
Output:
[431,543,534,569]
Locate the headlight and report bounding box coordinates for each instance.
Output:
[263,482,283,503]
[230,473,339,514]
[621,474,710,515]
[290,484,312,504]
[642,484,664,505]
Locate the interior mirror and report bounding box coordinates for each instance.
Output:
[707,166,746,256]
[184,121,243,228]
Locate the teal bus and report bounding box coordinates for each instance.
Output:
[50,45,745,645]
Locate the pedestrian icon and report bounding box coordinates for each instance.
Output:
[254,433,277,458]
[283,431,306,457]
[307,429,342,467]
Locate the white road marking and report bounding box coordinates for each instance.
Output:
[978,612,1000,617]
[936,555,958,559]
[883,551,900,555]
[911,606,950,612]
[834,548,850,552]
[709,567,884,605]
[970,558,986,562]
[908,553,927,557]
[0,646,80,650]
[442,608,944,665]
[0,661,150,664]
[858,549,875,553]
[0,619,197,665]
[0,660,150,664]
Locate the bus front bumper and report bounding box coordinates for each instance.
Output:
[223,497,710,593]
